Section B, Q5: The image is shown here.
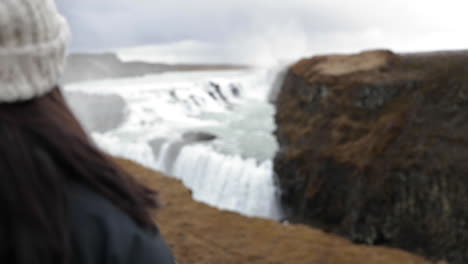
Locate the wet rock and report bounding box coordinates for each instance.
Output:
[169,90,179,102]
[274,49,468,263]
[230,83,241,97]
[210,81,229,103]
[182,131,217,142]
[207,90,218,101]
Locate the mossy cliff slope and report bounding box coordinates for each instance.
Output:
[116,158,434,264]
[274,50,468,263]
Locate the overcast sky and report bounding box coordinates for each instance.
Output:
[56,0,468,65]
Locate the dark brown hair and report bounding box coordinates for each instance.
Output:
[0,87,158,263]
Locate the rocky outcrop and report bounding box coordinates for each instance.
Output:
[182,132,218,142]
[273,49,468,263]
[62,53,247,84]
[116,158,434,264]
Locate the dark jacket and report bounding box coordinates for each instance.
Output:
[67,182,175,264]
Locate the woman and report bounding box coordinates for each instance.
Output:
[0,0,175,263]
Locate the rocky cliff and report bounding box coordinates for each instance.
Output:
[274,50,468,263]
[116,158,434,264]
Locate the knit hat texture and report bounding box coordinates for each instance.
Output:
[0,0,70,102]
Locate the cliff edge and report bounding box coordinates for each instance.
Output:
[274,50,468,263]
[115,158,433,264]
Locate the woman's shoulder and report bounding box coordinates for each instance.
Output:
[66,182,175,264]
[66,182,142,231]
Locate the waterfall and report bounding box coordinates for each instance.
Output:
[150,140,282,219]
[93,134,283,220]
[171,144,282,219]
[67,68,288,220]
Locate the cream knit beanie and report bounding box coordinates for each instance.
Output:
[0,0,70,102]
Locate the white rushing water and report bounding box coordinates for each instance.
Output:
[65,68,285,220]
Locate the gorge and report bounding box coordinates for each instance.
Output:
[63,50,468,263]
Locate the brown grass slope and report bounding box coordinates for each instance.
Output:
[274,49,468,264]
[115,158,434,264]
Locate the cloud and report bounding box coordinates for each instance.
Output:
[56,0,468,64]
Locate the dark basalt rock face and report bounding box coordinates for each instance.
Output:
[274,49,468,263]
